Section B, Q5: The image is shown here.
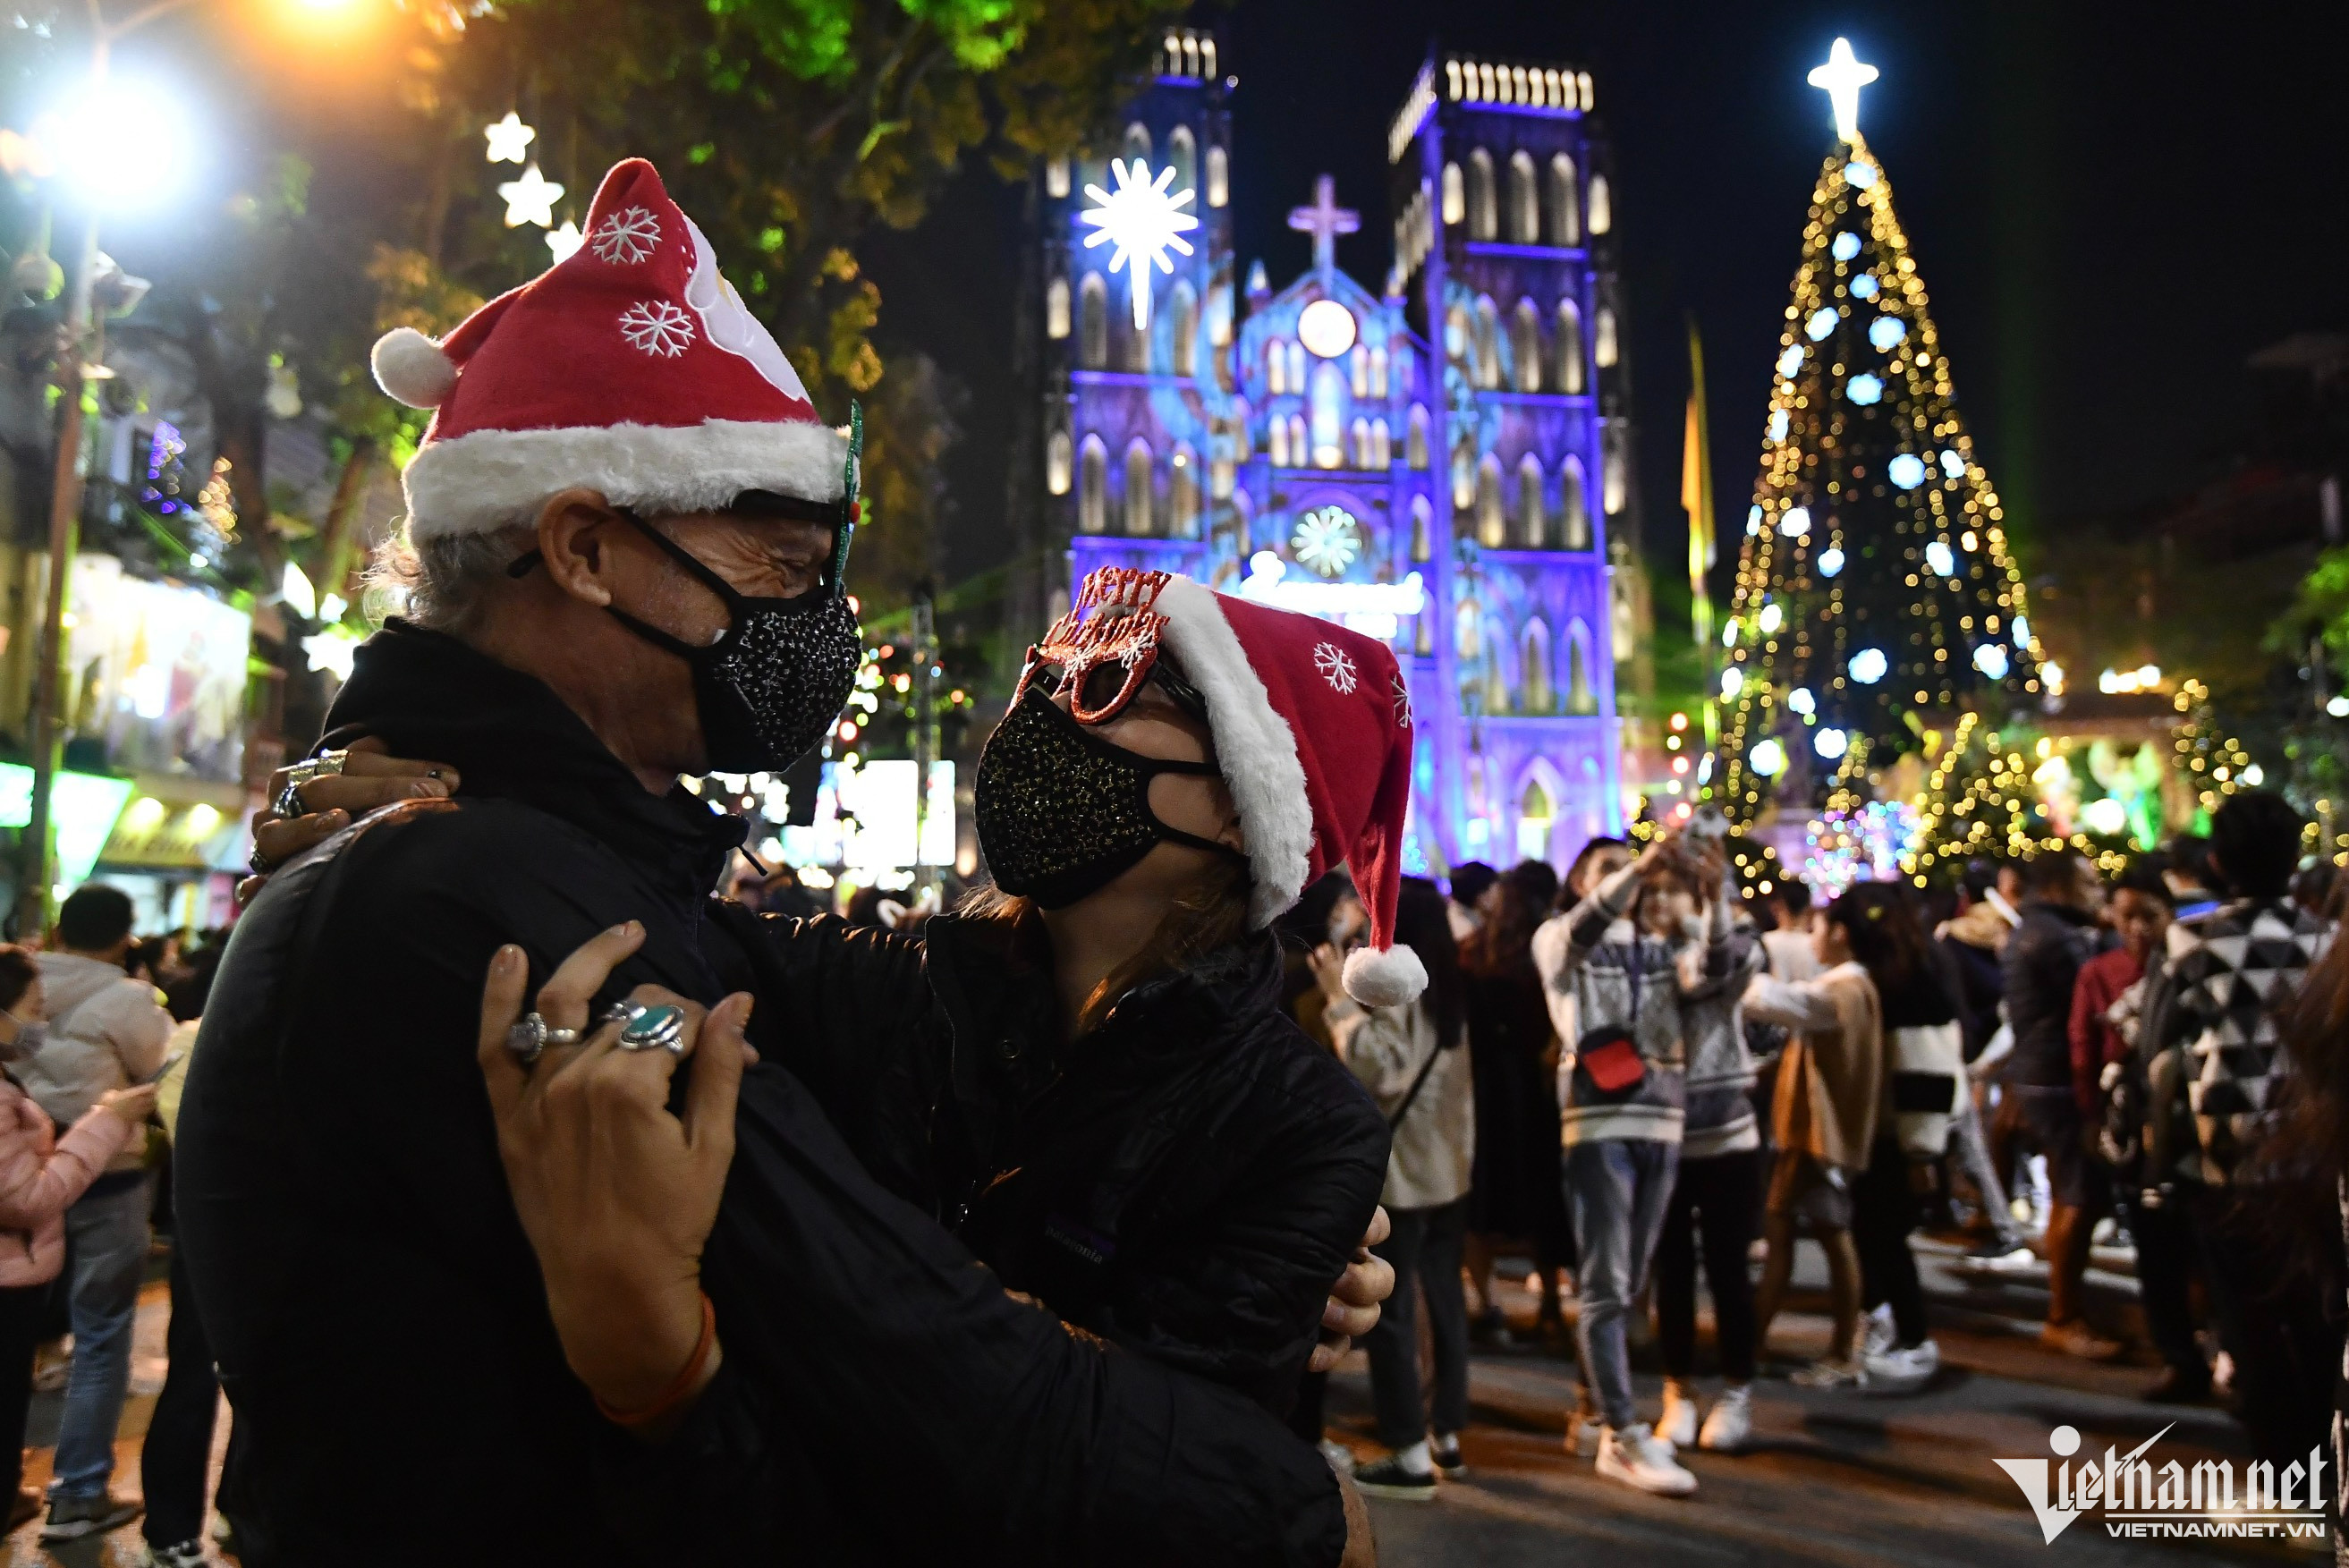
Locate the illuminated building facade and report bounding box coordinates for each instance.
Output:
[1027,33,1635,870]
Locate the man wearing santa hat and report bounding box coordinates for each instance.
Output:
[176,159,1382,1567]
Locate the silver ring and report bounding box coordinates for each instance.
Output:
[273,750,351,819]
[613,1002,688,1055]
[505,1011,585,1064]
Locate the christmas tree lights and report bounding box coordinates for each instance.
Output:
[1708,60,2043,828]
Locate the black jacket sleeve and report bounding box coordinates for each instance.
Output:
[671,1057,1349,1568]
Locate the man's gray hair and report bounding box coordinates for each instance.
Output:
[363,521,536,632]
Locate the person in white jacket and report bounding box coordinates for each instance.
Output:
[1319,880,1475,1502]
[22,885,170,1540]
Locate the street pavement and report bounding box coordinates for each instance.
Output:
[0,1233,2301,1565]
[1327,1235,2302,1567]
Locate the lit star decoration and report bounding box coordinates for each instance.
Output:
[1808,37,1878,143]
[1080,157,1198,331]
[496,163,564,229]
[483,112,536,165]
[545,220,584,265]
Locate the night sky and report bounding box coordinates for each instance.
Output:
[868,1,2349,601]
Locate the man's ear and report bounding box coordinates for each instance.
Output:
[535,487,623,607]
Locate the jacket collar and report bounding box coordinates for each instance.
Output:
[320,620,745,917]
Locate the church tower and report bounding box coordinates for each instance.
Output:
[1388,52,1629,860]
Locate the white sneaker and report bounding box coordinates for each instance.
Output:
[1698,1384,1752,1452]
[1596,1422,1698,1496]
[1658,1381,1699,1450]
[1565,1408,1603,1458]
[1862,1339,1940,1394]
[1316,1438,1356,1476]
[1861,1303,1896,1360]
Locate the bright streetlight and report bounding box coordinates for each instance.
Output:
[41,77,195,208]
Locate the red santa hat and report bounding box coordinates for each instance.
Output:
[1031,568,1424,1007]
[369,157,846,540]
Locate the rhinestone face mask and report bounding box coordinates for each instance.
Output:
[974,685,1244,910]
[605,510,861,774]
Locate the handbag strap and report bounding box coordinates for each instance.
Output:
[1387,1025,1444,1131]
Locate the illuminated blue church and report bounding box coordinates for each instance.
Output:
[1026,31,1640,872]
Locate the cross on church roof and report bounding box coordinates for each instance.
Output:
[1288,174,1359,274]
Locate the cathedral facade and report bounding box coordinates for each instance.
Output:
[1027,31,1638,874]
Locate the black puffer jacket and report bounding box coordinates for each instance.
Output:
[713,903,1390,1411]
[176,623,1354,1568]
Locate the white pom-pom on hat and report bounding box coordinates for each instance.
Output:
[371,326,458,410]
[1343,944,1428,1008]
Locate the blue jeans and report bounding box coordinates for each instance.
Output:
[53,1174,151,1500]
[1564,1140,1679,1431]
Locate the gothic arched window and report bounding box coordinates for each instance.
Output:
[1124,439,1155,536]
[1046,429,1072,496]
[1521,620,1555,713]
[1511,299,1544,394]
[1595,306,1619,369]
[1079,274,1107,369]
[1046,277,1070,340]
[1556,299,1585,394]
[1170,444,1200,538]
[1166,125,1196,197]
[1566,618,1599,712]
[1589,174,1613,235]
[1371,419,1390,468]
[1310,361,1346,468]
[1123,122,1153,167]
[1507,150,1539,244]
[1441,162,1464,226]
[1169,281,1198,377]
[1476,454,1505,547]
[1206,145,1228,208]
[1548,154,1581,246]
[1078,436,1107,532]
[1517,453,1548,547]
[1407,404,1430,469]
[1467,148,1497,240]
[1561,456,1590,549]
[1473,296,1501,389]
[1411,495,1432,562]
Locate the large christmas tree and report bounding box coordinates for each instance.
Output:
[1707,41,2045,826]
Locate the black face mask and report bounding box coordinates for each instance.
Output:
[974,686,1249,910]
[602,511,861,775]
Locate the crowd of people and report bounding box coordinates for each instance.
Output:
[1276,791,2345,1515]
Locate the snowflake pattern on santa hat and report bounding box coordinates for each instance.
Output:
[591,205,662,265]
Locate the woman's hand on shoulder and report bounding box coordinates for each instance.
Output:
[476,922,754,1431]
[1306,942,1352,1009]
[239,737,461,903]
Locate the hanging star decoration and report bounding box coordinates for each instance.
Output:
[483,111,536,165]
[1079,157,1197,331]
[545,219,584,264]
[1807,37,1878,143]
[496,163,564,229]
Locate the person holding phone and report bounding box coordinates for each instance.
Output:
[0,946,153,1532]
[1531,832,1731,1497]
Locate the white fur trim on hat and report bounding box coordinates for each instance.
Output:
[1343,944,1429,1008]
[372,327,458,410]
[1152,576,1314,928]
[399,418,847,540]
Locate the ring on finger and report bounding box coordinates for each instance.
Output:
[506,1010,587,1065]
[274,750,352,819]
[610,1001,688,1055]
